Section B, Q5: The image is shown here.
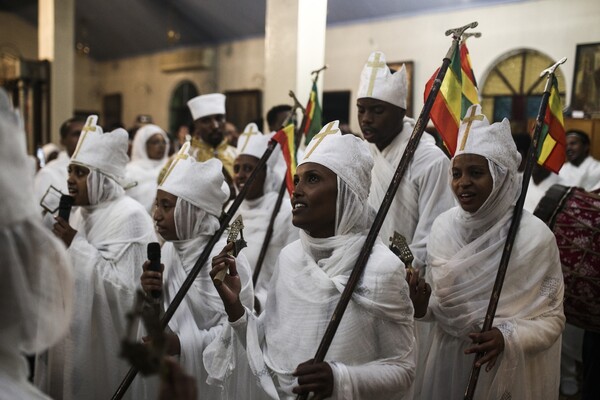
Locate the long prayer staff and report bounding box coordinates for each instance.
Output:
[463,56,566,400]
[296,21,478,400]
[111,139,281,400]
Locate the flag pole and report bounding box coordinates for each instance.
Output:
[111,132,284,400]
[463,56,566,400]
[295,21,479,400]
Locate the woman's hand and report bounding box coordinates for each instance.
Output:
[140,260,164,296]
[465,327,505,372]
[292,359,333,400]
[210,242,244,321]
[52,216,77,247]
[406,268,431,318]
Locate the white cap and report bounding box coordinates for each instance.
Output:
[299,120,373,202]
[69,115,129,182]
[455,104,521,172]
[187,93,226,121]
[357,51,407,109]
[158,143,229,217]
[236,123,269,159]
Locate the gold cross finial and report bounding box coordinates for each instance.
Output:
[159,143,190,185]
[239,124,258,153]
[71,115,98,158]
[304,122,337,159]
[366,53,386,97]
[458,107,485,151]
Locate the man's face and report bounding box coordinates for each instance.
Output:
[193,114,225,147]
[356,98,405,151]
[566,134,589,166]
[61,121,84,157]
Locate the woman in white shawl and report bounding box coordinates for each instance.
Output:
[412,105,565,400]
[233,123,298,312]
[206,121,416,399]
[36,116,156,400]
[0,89,73,400]
[140,144,254,400]
[126,124,170,213]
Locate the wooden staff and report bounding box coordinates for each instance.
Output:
[252,69,326,290]
[111,138,282,400]
[463,56,566,400]
[296,21,478,400]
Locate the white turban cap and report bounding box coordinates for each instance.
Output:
[187,93,226,121]
[357,51,407,109]
[158,143,230,217]
[455,104,521,172]
[70,115,129,182]
[299,120,373,202]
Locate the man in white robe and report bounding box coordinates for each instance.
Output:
[356,51,454,270]
[414,105,564,399]
[35,116,156,400]
[205,122,416,399]
[233,123,299,310]
[559,130,600,191]
[140,144,255,400]
[523,163,565,213]
[0,88,74,400]
[125,123,170,213]
[34,117,85,228]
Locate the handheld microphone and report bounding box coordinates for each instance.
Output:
[58,195,74,223]
[147,242,162,299]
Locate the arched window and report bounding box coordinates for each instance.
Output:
[480,49,566,135]
[169,80,198,134]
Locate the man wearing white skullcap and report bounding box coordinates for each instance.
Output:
[232,123,298,311]
[36,115,157,400]
[125,123,170,213]
[138,143,255,399]
[0,89,73,399]
[411,105,564,399]
[158,93,237,186]
[206,120,416,399]
[357,51,454,270]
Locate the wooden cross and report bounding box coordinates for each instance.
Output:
[304,122,337,159]
[71,115,98,158]
[159,144,190,185]
[239,124,258,153]
[366,52,386,97]
[458,107,485,151]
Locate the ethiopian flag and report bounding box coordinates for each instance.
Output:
[535,76,566,173]
[425,42,479,156]
[272,123,297,195]
[302,81,323,145]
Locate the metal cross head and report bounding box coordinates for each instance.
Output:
[366,52,387,97]
[289,90,307,114]
[239,124,258,152]
[388,231,414,270]
[227,215,247,257]
[159,142,190,185]
[311,64,328,79]
[303,121,337,159]
[459,107,485,151]
[540,57,567,78]
[462,32,482,42]
[445,21,478,39]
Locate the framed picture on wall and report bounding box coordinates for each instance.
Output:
[387,61,414,118]
[571,42,600,117]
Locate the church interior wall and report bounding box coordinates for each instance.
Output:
[1,0,599,136]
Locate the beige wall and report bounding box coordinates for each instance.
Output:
[0,11,37,59]
[2,0,600,134]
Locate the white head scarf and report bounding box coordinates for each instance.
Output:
[236,122,279,194]
[298,120,375,236]
[0,88,73,355]
[452,104,522,239]
[130,123,170,164]
[158,143,229,240]
[357,51,408,109]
